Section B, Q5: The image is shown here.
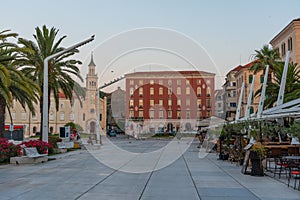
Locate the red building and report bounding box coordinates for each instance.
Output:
[125,71,215,135]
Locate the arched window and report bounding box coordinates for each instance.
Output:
[288,37,293,51]
[207,87,211,96]
[197,87,201,96]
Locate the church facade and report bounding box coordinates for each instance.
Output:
[5,54,106,137]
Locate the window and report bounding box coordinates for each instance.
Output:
[129,110,134,118]
[206,79,211,85]
[197,87,201,96]
[168,99,172,106]
[90,108,95,113]
[159,110,164,119]
[159,80,163,85]
[150,87,154,95]
[197,79,201,85]
[139,80,143,85]
[177,80,181,85]
[21,113,26,120]
[207,87,211,96]
[207,110,211,117]
[60,102,64,109]
[260,75,264,83]
[130,100,134,107]
[70,113,74,121]
[233,91,236,97]
[281,42,286,56]
[177,110,181,119]
[206,99,211,107]
[60,113,65,121]
[197,99,201,107]
[139,110,143,117]
[149,109,154,119]
[186,109,191,119]
[139,99,143,107]
[249,75,253,83]
[168,88,172,95]
[186,87,190,95]
[168,110,172,118]
[159,87,163,95]
[150,80,154,85]
[232,82,236,87]
[288,37,293,51]
[168,80,172,85]
[177,87,181,95]
[250,106,254,114]
[202,84,206,89]
[177,99,181,106]
[130,87,134,95]
[139,87,143,96]
[130,80,134,85]
[230,102,236,107]
[150,99,154,106]
[83,113,85,121]
[159,99,163,106]
[186,98,190,106]
[218,103,222,108]
[186,80,190,85]
[32,114,37,120]
[49,113,54,121]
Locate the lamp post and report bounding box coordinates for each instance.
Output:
[42,35,95,143]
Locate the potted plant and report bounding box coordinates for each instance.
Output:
[250,142,266,176]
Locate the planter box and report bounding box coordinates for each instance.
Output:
[250,151,264,176]
[10,156,48,164]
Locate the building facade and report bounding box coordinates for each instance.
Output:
[106,87,126,132]
[223,65,241,121]
[270,18,300,64]
[5,54,107,137]
[214,89,224,119]
[235,61,264,118]
[125,71,215,135]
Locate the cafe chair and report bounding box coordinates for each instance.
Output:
[287,162,300,190]
[274,157,289,179]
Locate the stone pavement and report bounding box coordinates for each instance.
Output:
[0,137,299,200]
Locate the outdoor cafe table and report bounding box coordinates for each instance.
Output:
[265,145,300,156]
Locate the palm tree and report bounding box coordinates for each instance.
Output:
[0,30,38,137]
[249,45,281,74]
[254,62,300,108]
[17,25,85,136]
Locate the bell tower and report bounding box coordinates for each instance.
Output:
[84,52,98,134]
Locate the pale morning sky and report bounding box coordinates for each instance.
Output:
[1,0,300,90]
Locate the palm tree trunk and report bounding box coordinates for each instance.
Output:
[0,96,6,138]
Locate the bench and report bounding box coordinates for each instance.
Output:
[24,147,47,158]
[10,147,48,164]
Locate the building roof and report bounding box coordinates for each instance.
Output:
[88,52,96,67]
[270,18,300,45]
[125,70,215,78]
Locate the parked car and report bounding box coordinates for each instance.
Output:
[107,129,117,137]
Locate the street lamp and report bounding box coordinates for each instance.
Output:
[42,35,95,144]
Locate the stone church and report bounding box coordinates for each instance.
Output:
[5,54,107,137]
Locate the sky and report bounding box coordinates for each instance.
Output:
[1,0,300,90]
